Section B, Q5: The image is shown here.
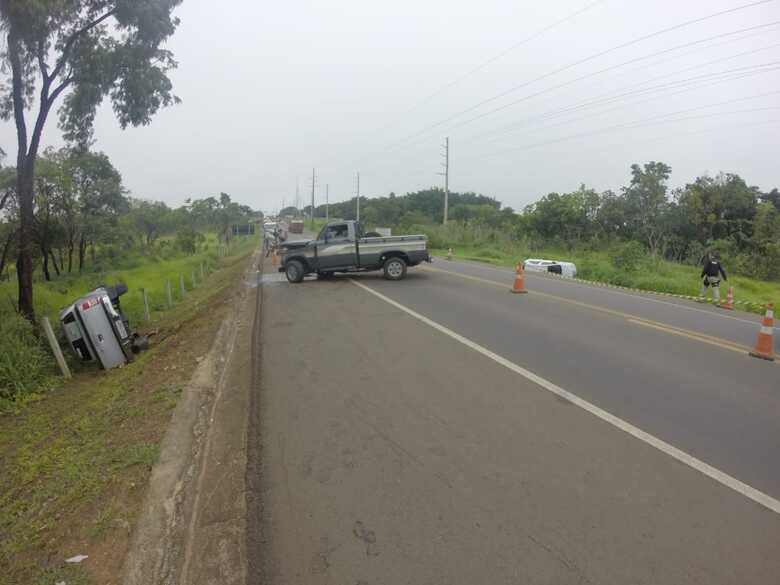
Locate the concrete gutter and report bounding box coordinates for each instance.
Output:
[122,250,262,585]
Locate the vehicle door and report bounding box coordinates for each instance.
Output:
[355,222,382,267]
[317,223,357,270]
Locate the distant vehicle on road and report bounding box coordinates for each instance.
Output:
[279,220,430,283]
[263,221,287,244]
[289,219,304,234]
[525,258,577,278]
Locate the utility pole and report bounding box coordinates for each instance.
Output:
[356,172,361,222]
[325,184,329,222]
[295,177,300,212]
[440,136,450,224]
[310,167,316,227]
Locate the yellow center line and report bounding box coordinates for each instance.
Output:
[421,265,775,361]
[626,319,749,355]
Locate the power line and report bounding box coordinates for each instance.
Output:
[603,22,780,82]
[394,0,607,116]
[358,62,780,180]
[452,117,780,188]
[467,39,780,143]
[352,21,780,173]
[379,2,777,152]
[472,58,780,145]
[336,0,608,161]
[411,21,780,150]
[478,104,780,160]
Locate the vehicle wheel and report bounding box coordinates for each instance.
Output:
[383,257,407,281]
[285,260,305,283]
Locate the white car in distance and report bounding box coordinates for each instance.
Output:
[524,258,577,279]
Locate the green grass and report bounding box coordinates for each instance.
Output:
[0,233,258,405]
[152,383,184,411]
[0,236,257,585]
[432,244,780,312]
[0,233,254,326]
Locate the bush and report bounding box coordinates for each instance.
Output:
[175,228,205,255]
[474,248,503,260]
[0,313,50,402]
[610,241,647,273]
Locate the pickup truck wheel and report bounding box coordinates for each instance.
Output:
[285,260,305,283]
[383,257,407,281]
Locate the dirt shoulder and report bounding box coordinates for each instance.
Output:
[123,248,262,585]
[0,242,257,585]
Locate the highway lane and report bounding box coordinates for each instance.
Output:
[431,256,779,349]
[351,265,780,501]
[248,266,780,585]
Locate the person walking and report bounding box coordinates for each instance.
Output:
[699,253,728,303]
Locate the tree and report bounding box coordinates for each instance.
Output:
[1,1,182,320]
[761,188,780,211]
[67,149,126,271]
[127,199,171,246]
[623,162,672,255]
[175,227,205,255]
[279,206,300,217]
[31,151,68,281]
[525,186,600,244]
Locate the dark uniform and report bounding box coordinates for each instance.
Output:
[700,258,728,302]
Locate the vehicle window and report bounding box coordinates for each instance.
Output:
[324,224,349,240]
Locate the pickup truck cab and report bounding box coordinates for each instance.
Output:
[278,220,430,283]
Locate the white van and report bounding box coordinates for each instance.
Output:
[524,258,577,279]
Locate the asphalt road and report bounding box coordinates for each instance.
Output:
[365,259,780,498]
[247,255,780,585]
[431,257,779,348]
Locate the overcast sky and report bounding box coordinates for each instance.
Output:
[3,0,780,213]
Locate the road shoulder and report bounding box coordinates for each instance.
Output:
[122,250,261,585]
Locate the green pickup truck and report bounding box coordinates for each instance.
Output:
[278,220,430,283]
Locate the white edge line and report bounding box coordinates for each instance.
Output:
[351,278,780,516]
[434,257,779,331]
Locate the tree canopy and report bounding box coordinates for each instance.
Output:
[1,0,183,320]
[315,164,780,281]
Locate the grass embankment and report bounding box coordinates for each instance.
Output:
[432,245,780,312]
[0,233,230,328]
[0,234,258,585]
[0,234,243,409]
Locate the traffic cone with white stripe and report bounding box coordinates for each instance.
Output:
[511,262,528,294]
[720,286,735,311]
[749,304,775,361]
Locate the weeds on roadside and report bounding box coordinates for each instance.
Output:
[0,314,52,407]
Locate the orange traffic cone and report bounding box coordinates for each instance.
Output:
[749,304,775,361]
[511,262,528,294]
[720,287,735,310]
